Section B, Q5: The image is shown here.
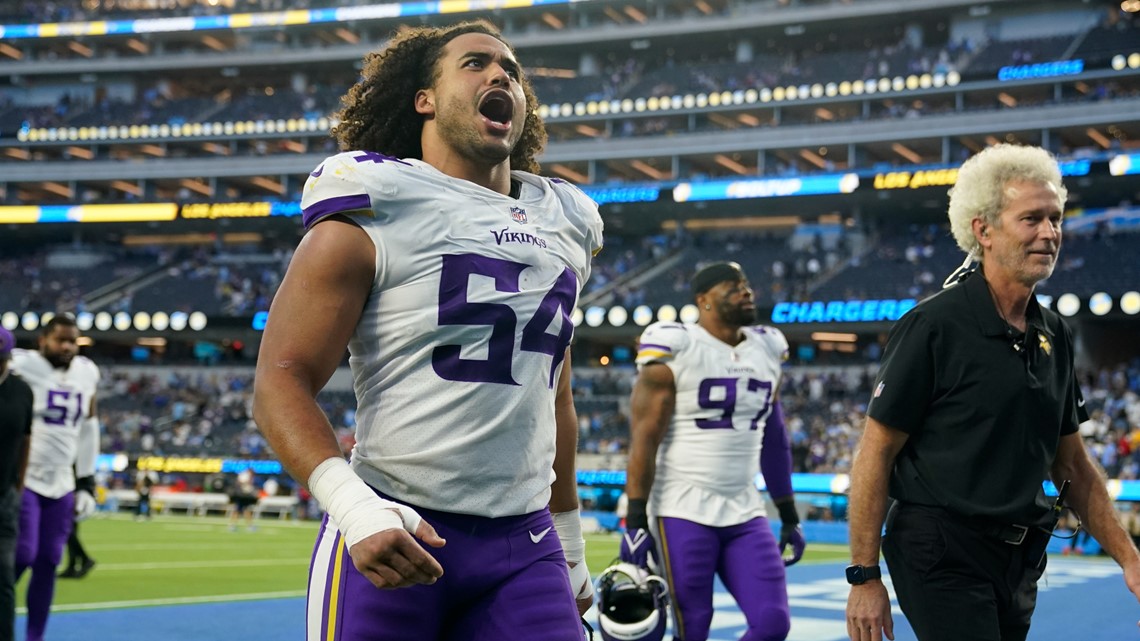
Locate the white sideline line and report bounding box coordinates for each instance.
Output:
[91,558,309,571]
[20,590,307,614]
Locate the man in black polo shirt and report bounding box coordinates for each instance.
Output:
[844,144,1140,641]
[0,327,33,641]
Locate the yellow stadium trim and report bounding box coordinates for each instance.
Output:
[439,0,469,13]
[39,23,60,37]
[87,21,108,35]
[0,207,42,224]
[284,10,310,24]
[230,13,253,28]
[326,535,346,641]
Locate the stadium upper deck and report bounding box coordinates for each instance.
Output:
[0,0,1137,209]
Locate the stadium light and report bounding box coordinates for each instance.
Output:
[571,308,584,327]
[170,312,188,331]
[21,312,39,331]
[133,312,152,331]
[113,312,132,331]
[584,307,606,327]
[75,312,93,332]
[188,312,208,331]
[632,305,654,327]
[1121,292,1140,315]
[607,306,628,327]
[1056,293,1080,317]
[2,312,20,330]
[39,312,55,326]
[679,304,700,324]
[657,305,678,323]
[94,312,112,331]
[1089,292,1113,316]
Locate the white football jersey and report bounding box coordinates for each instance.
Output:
[301,151,603,518]
[10,349,101,499]
[635,322,788,526]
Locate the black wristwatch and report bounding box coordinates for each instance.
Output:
[845,564,882,585]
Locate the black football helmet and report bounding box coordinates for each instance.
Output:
[595,562,670,641]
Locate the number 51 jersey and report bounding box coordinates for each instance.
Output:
[636,322,788,526]
[10,348,101,499]
[301,151,603,518]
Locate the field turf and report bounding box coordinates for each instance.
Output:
[20,513,850,612]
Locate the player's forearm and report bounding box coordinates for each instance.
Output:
[625,426,658,500]
[253,370,345,488]
[760,401,794,500]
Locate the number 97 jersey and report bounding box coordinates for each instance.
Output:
[636,322,788,526]
[301,152,603,518]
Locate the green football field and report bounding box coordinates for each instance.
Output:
[18,513,851,612]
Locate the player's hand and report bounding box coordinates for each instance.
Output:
[568,560,594,616]
[74,490,97,521]
[347,517,445,590]
[779,523,806,566]
[620,527,658,572]
[846,581,894,641]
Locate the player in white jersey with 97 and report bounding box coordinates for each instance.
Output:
[618,262,805,641]
[10,314,100,641]
[253,20,603,641]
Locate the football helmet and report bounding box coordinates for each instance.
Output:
[595,562,669,641]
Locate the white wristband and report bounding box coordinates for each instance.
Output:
[553,509,592,600]
[552,509,586,563]
[307,457,422,548]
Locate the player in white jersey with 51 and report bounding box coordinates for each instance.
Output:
[621,262,805,641]
[253,20,602,641]
[11,314,100,641]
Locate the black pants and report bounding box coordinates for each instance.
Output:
[883,503,1046,641]
[65,520,90,569]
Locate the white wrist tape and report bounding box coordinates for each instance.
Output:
[553,509,593,600]
[307,457,422,548]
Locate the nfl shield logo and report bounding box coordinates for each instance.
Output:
[510,206,527,224]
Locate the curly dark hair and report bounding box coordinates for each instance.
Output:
[332,20,547,174]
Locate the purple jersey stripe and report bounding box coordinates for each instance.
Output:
[302,194,372,229]
[637,343,673,352]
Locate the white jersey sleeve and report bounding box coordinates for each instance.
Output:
[634,322,691,368]
[300,151,378,230]
[11,350,101,498]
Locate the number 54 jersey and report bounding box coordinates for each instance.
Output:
[10,349,101,499]
[301,151,603,518]
[636,322,788,526]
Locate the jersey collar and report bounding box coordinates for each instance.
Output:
[961,269,1051,339]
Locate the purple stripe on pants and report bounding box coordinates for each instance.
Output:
[311,502,584,641]
[15,489,74,641]
[657,516,789,641]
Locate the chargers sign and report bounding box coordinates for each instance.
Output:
[772,298,917,323]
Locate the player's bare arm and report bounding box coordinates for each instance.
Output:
[549,350,593,615]
[626,362,676,500]
[1051,432,1140,606]
[253,217,445,589]
[846,416,908,641]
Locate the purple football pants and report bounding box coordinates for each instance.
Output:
[307,503,584,641]
[15,489,74,641]
[656,516,790,641]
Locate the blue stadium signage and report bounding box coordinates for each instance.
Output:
[998,59,1084,82]
[673,173,859,202]
[770,299,917,323]
[581,185,661,205]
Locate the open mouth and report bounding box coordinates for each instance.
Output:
[478,91,514,130]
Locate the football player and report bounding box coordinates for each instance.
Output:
[12,314,101,641]
[253,20,603,641]
[624,262,805,641]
